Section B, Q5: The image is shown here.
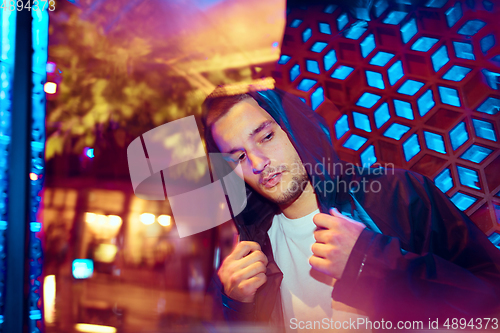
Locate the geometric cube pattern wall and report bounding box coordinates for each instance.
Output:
[269,1,500,243]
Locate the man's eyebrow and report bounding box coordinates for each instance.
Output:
[226,120,276,155]
[249,120,275,138]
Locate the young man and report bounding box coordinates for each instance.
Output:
[202,86,500,332]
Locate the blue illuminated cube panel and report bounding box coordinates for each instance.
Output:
[431,45,449,72]
[384,123,410,140]
[306,60,320,74]
[383,11,407,25]
[481,34,495,53]
[311,42,328,53]
[356,92,381,108]
[361,145,377,166]
[388,60,404,85]
[435,168,453,193]
[453,41,475,60]
[332,66,354,80]
[278,55,291,65]
[370,52,394,66]
[461,145,492,163]
[457,166,481,189]
[438,86,461,107]
[403,134,420,161]
[450,122,469,150]
[361,34,376,57]
[344,21,367,40]
[324,50,337,71]
[398,80,424,96]
[442,66,471,82]
[451,192,477,211]
[319,22,332,34]
[290,64,300,81]
[366,71,385,89]
[303,28,312,42]
[374,103,390,128]
[311,87,324,110]
[394,100,414,120]
[278,2,500,237]
[458,20,486,36]
[426,0,448,8]
[297,78,316,92]
[473,119,497,141]
[353,112,371,132]
[343,134,367,150]
[411,37,438,52]
[445,2,462,28]
[290,19,303,28]
[335,114,349,139]
[337,12,349,30]
[477,97,500,115]
[424,131,446,154]
[417,90,435,116]
[400,18,417,44]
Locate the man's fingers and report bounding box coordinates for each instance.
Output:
[225,248,268,275]
[240,272,267,292]
[232,250,268,275]
[313,228,333,244]
[233,261,267,283]
[311,242,330,258]
[240,249,268,267]
[308,255,331,275]
[229,241,262,260]
[313,213,337,230]
[329,207,365,228]
[329,207,342,217]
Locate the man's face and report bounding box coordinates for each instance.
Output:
[211,97,310,206]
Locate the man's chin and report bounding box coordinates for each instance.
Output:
[255,175,308,205]
[265,188,303,206]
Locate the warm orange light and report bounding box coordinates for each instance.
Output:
[93,244,118,263]
[44,275,56,324]
[157,215,171,227]
[29,172,38,181]
[108,215,122,228]
[85,212,97,223]
[44,82,57,94]
[140,213,155,225]
[74,324,116,333]
[85,212,122,238]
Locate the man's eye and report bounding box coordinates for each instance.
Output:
[262,132,274,142]
[237,153,246,161]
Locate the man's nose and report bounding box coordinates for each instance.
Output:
[249,152,270,174]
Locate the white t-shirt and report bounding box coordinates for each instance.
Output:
[267,209,370,333]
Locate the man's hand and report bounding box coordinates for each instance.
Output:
[218,241,268,303]
[309,208,366,279]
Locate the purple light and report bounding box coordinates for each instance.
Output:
[46,62,56,73]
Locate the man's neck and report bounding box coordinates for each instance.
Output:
[280,182,319,219]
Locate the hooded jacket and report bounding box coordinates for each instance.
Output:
[205,88,500,331]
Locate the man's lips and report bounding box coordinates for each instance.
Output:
[262,172,282,188]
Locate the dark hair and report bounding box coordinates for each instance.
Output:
[201,88,253,154]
